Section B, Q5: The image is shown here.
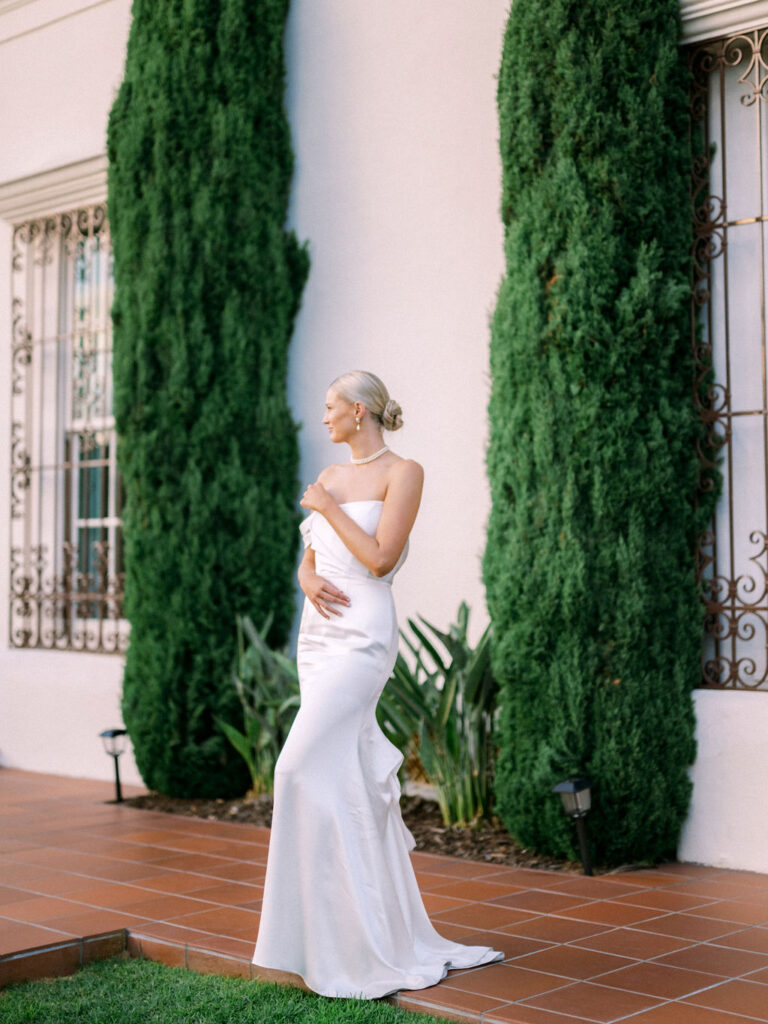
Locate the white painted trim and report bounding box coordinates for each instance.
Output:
[0,154,107,223]
[0,0,116,47]
[0,0,42,13]
[680,0,768,43]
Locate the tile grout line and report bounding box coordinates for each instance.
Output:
[479,995,596,1024]
[0,873,266,904]
[480,961,768,1024]
[609,991,768,1024]
[395,994,485,1024]
[433,938,768,1017]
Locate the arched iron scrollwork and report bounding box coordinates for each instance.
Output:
[689,26,768,690]
[10,298,32,521]
[723,28,768,106]
[700,532,768,689]
[11,299,32,396]
[9,543,126,654]
[692,191,726,308]
[9,423,30,521]
[8,204,127,654]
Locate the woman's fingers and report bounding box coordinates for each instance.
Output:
[317,580,350,606]
[319,590,347,612]
[313,589,349,618]
[304,574,349,618]
[314,595,343,618]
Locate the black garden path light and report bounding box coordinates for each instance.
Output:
[99,728,128,803]
[552,777,593,876]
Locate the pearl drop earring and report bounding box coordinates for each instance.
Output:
[355,417,360,431]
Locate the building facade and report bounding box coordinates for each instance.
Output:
[0,0,766,870]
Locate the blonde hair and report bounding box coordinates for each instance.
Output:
[330,370,404,432]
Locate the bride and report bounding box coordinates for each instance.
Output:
[252,370,502,999]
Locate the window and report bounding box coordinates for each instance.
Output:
[690,27,768,689]
[9,204,127,652]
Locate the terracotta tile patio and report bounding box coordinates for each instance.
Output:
[2,769,768,1022]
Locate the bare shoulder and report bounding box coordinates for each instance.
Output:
[316,464,342,486]
[388,457,424,490]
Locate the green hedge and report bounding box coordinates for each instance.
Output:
[107,0,308,798]
[484,0,714,864]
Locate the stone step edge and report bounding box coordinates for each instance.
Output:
[0,929,464,1022]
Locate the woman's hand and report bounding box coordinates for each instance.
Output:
[300,482,335,515]
[298,563,350,619]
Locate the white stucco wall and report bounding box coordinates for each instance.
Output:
[0,649,140,786]
[678,690,768,873]
[284,0,507,639]
[0,0,138,785]
[0,0,132,182]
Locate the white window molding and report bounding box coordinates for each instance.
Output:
[0,0,45,14]
[681,0,768,44]
[0,154,107,223]
[0,0,116,46]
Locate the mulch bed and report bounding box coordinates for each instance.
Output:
[127,792,595,873]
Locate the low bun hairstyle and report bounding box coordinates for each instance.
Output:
[381,398,403,432]
[330,370,404,432]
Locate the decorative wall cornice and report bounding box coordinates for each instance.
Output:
[0,154,107,223]
[680,0,768,44]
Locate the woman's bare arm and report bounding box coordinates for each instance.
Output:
[301,460,424,577]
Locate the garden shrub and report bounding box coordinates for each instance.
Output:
[484,0,715,864]
[378,604,498,827]
[107,0,308,797]
[217,615,300,797]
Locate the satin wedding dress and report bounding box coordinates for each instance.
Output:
[252,499,502,999]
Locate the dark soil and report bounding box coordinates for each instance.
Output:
[127,792,590,873]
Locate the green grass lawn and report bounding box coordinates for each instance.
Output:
[0,956,445,1024]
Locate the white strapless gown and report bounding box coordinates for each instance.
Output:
[252,500,503,999]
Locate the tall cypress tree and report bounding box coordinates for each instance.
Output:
[107,0,308,798]
[484,1,714,864]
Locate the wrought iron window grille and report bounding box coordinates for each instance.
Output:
[9,204,127,653]
[690,26,768,689]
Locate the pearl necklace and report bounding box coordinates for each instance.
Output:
[350,445,390,465]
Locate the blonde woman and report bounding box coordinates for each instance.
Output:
[252,371,502,998]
